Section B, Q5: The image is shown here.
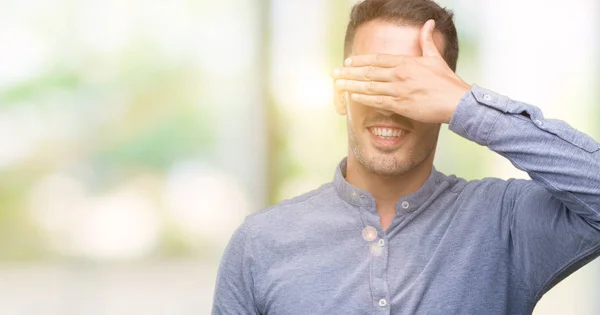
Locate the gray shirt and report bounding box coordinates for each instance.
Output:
[211,86,600,315]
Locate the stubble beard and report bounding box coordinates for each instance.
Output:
[348,124,437,177]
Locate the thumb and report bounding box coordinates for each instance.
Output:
[420,19,442,58]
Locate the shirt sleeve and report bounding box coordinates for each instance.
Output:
[448,85,600,298]
[212,221,259,315]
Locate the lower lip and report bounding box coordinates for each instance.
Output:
[368,129,408,148]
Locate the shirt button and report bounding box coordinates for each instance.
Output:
[378,239,385,247]
[535,119,543,126]
[401,201,410,209]
[483,94,492,101]
[379,299,388,307]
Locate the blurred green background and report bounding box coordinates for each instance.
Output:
[0,0,598,314]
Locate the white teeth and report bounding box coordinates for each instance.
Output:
[371,128,404,138]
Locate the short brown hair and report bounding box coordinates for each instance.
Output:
[343,0,459,71]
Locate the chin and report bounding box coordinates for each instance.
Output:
[362,153,415,176]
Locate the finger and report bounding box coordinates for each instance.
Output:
[337,90,348,116]
[331,66,396,82]
[349,93,400,112]
[335,79,396,95]
[419,19,442,58]
[332,83,347,115]
[344,54,402,68]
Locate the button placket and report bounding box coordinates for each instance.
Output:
[371,228,390,312]
[356,194,391,313]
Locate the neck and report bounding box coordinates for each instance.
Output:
[345,154,434,206]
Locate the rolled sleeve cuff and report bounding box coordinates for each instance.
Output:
[448,85,510,146]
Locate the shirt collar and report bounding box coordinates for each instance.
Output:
[333,157,444,212]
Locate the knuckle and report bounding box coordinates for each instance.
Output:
[365,66,375,79]
[367,81,376,92]
[375,95,385,105]
[393,67,407,80]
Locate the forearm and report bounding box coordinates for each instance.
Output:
[449,85,600,223]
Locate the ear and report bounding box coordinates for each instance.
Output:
[333,87,348,116]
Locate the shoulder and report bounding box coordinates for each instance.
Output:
[240,183,339,236]
[440,171,537,200]
[438,173,542,223]
[253,183,336,216]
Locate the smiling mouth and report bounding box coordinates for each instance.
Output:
[367,127,408,150]
[369,127,406,139]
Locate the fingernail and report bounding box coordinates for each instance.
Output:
[335,80,345,86]
[332,68,341,77]
[344,58,352,66]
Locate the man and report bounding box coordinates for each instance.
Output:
[212,0,600,314]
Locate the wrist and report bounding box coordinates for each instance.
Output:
[444,82,471,124]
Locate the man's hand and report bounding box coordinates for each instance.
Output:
[332,19,471,124]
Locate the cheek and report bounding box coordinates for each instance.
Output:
[413,124,441,141]
[347,102,370,129]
